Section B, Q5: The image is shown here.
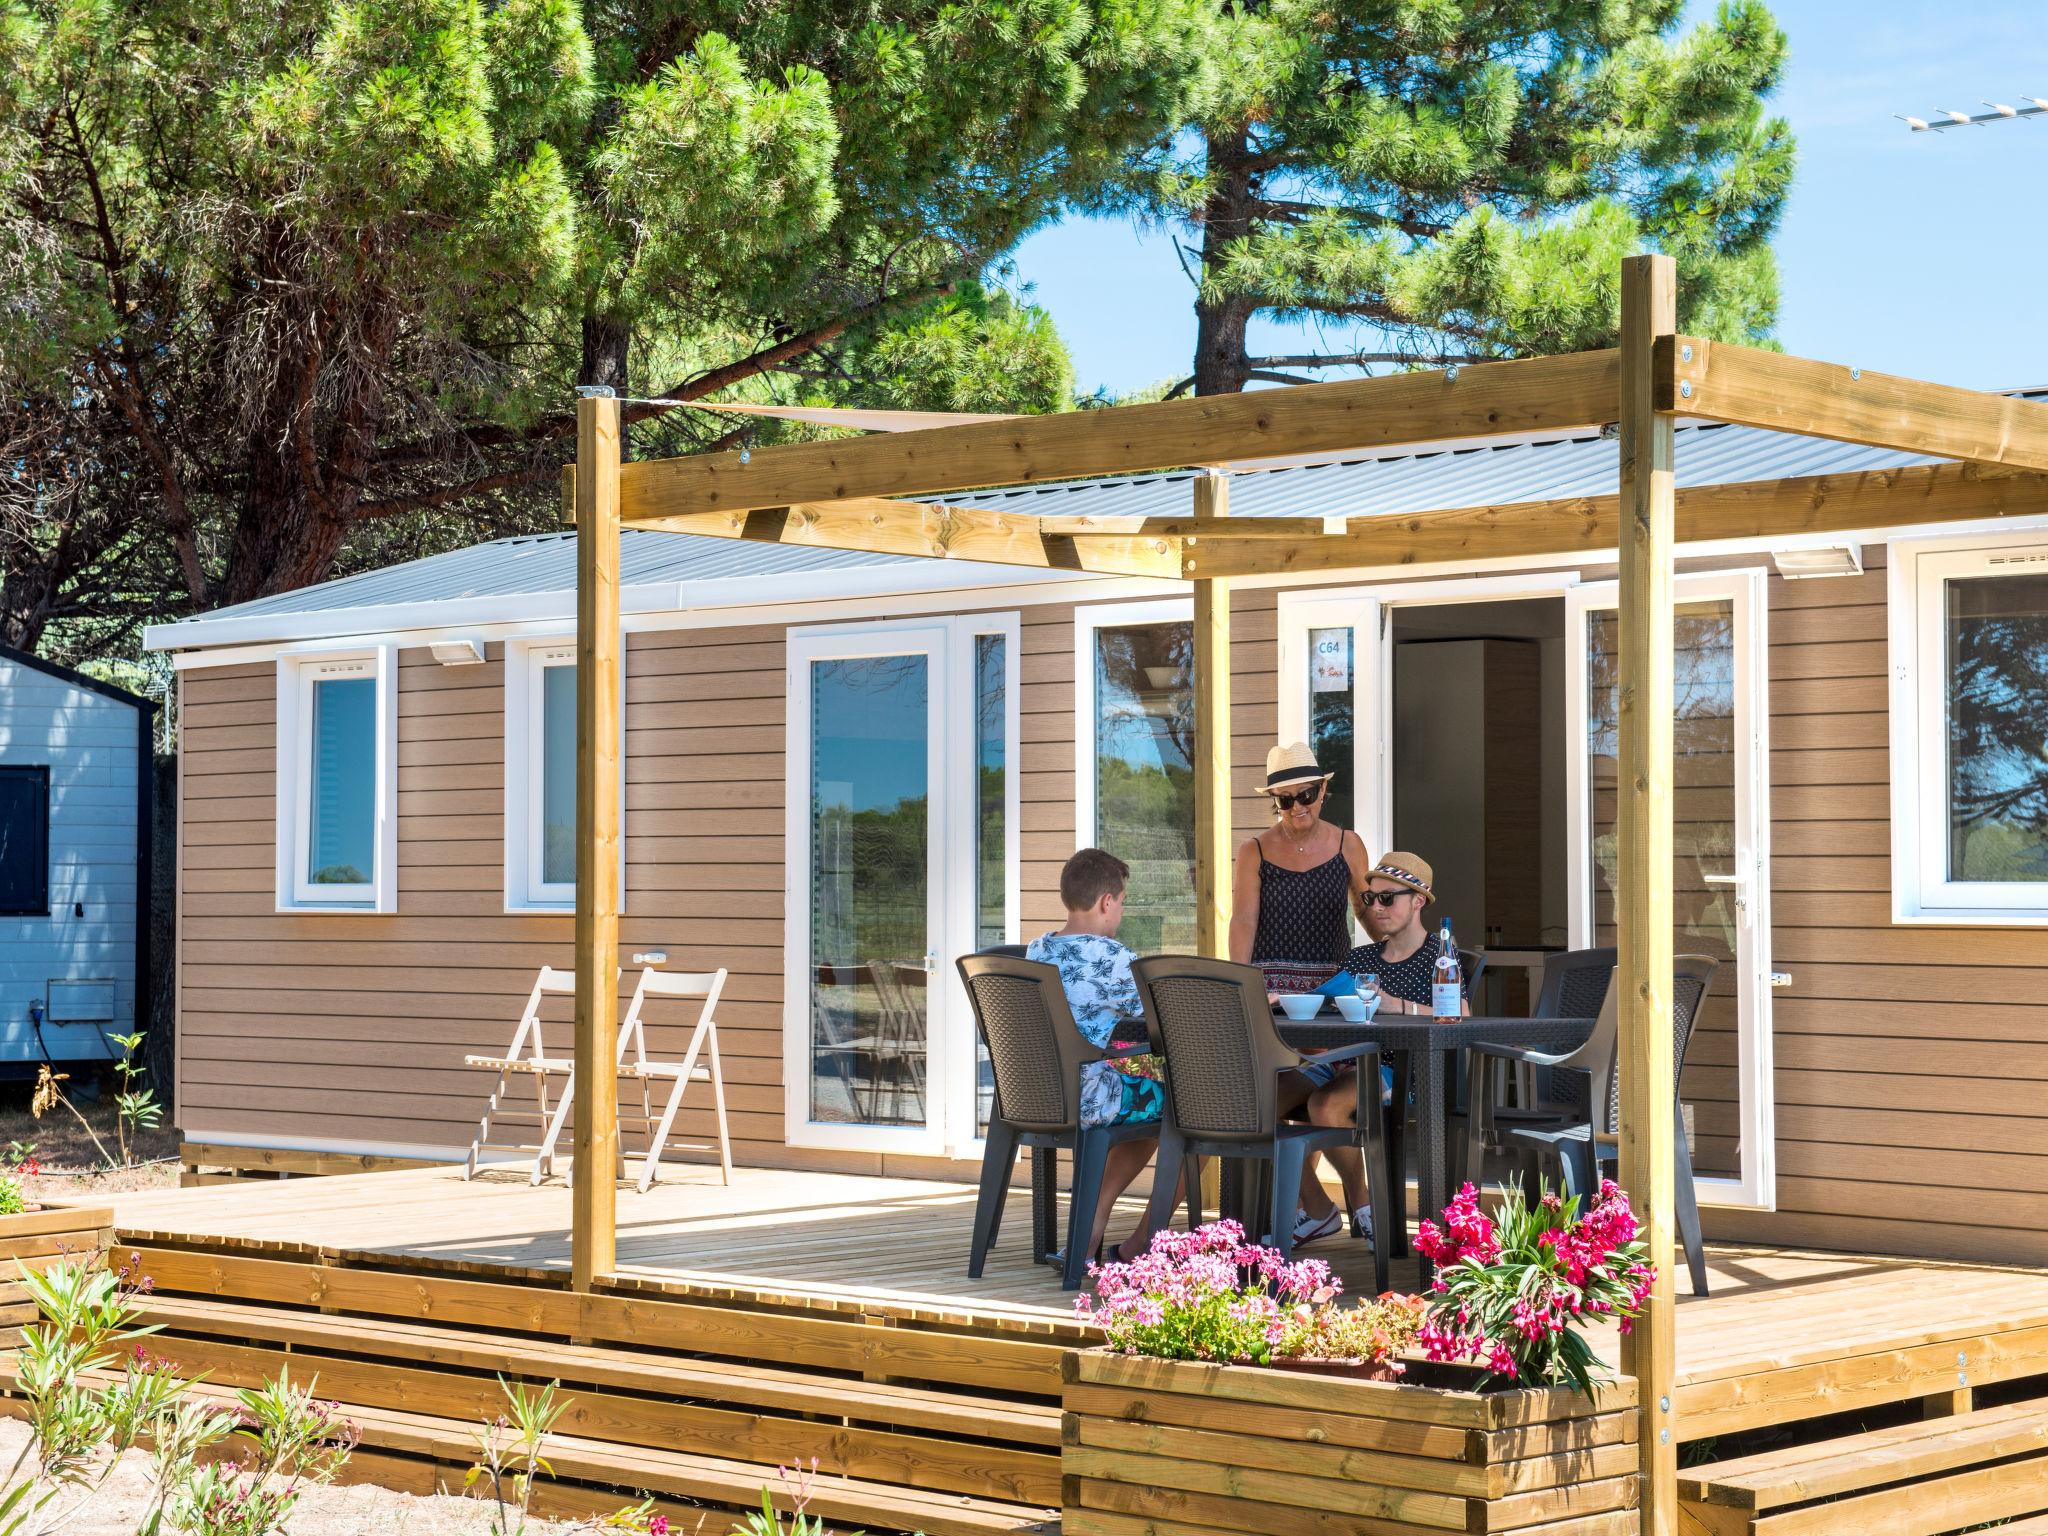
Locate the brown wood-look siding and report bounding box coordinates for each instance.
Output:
[174,552,2048,1266]
[179,606,1082,1184]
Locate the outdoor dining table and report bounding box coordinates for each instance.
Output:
[1266,1009,1599,1285]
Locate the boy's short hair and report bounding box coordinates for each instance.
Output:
[1059,848,1130,912]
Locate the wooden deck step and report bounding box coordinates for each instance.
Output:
[137,1294,1059,1445]
[0,1367,1053,1536]
[341,1398,1058,1536]
[1678,1398,2048,1535]
[131,1294,1059,1508]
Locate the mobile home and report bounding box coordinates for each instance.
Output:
[144,413,2048,1266]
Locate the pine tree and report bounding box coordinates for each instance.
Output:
[1106,0,1796,395]
[0,0,1213,647]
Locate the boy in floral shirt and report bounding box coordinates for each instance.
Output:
[1026,848,1174,1265]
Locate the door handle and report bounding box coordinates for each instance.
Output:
[1700,872,1743,885]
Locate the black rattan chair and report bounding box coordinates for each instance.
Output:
[957,953,1164,1290]
[1133,956,1392,1287]
[1464,946,1618,1177]
[1467,955,1716,1296]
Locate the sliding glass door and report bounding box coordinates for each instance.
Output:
[1568,571,1775,1208]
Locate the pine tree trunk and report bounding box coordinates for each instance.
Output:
[581,314,632,458]
[1192,129,1256,396]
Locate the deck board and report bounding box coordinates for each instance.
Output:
[111,1161,2048,1386]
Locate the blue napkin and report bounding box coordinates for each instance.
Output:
[1315,970,1357,998]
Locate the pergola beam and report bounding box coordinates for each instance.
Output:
[1183,460,2048,579]
[1666,337,2048,473]
[617,497,1183,581]
[607,350,1623,520]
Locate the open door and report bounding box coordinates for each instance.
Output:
[1567,570,1776,1209]
[1276,593,1389,858]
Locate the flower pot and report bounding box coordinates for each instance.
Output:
[0,1201,114,1326]
[1062,1347,1640,1535]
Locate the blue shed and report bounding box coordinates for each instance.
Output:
[0,644,153,1074]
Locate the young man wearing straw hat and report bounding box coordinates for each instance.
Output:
[1301,852,1469,1234]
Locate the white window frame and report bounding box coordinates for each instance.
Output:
[276,647,397,912]
[945,613,1022,1159]
[1890,531,2048,923]
[1072,598,1196,853]
[784,615,1023,1158]
[503,637,628,913]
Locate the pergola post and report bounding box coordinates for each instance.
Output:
[572,390,623,1292]
[1616,254,1678,1528]
[1192,470,1232,961]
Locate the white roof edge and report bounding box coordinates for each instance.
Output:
[146,555,1109,655]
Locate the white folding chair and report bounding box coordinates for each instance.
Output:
[462,966,577,1182]
[617,966,731,1191]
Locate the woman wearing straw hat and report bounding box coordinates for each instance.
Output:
[1228,742,1373,1247]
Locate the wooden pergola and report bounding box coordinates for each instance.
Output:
[564,254,2048,1532]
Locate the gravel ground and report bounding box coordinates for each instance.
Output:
[0,1420,604,1536]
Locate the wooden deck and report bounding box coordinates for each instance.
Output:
[114,1161,2048,1411]
[101,1162,2048,1533]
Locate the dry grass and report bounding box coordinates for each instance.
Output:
[0,1420,600,1535]
[0,1082,181,1201]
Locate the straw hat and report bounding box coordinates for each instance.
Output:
[1260,742,1331,794]
[1368,852,1435,905]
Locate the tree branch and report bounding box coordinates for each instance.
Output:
[370,282,955,473]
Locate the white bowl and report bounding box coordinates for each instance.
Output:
[1333,993,1377,1023]
[1276,993,1324,1021]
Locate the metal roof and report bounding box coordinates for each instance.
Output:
[145,410,2014,652]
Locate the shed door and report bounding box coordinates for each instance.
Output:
[1567,570,1776,1210]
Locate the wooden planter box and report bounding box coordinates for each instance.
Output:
[0,1203,113,1327]
[1063,1348,1640,1536]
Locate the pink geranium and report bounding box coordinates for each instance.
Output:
[1416,1179,1655,1393]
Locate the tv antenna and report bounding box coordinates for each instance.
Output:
[1897,99,2047,132]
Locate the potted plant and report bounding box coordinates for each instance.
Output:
[1414,1178,1657,1393]
[1062,1196,1649,1536]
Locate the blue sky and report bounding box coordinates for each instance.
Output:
[1010,1,2048,398]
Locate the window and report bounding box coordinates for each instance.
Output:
[506,642,578,908]
[505,639,627,911]
[0,766,50,916]
[276,650,396,911]
[1075,600,1196,954]
[1894,536,2048,922]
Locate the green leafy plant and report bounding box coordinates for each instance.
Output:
[467,1376,567,1536]
[166,1374,359,1536]
[731,1459,892,1536]
[1,1255,357,1536]
[0,1176,25,1217]
[466,1377,668,1535]
[106,1032,164,1169]
[1,1257,196,1535]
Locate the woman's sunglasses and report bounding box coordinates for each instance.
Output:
[1271,783,1323,810]
[1359,888,1416,908]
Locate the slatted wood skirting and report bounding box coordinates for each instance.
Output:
[0,1203,112,1326]
[100,1164,2048,1532]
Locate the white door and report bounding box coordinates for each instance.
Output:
[1566,570,1776,1209]
[784,617,1018,1157]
